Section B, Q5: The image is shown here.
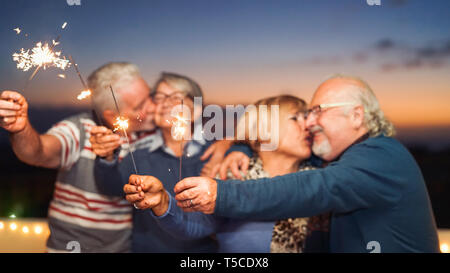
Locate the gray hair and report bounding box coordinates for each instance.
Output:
[87,62,142,114]
[324,74,396,137]
[152,72,203,100]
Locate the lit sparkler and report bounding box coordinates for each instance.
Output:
[113,116,129,132]
[12,23,69,94]
[171,100,188,181]
[77,89,92,100]
[69,55,104,126]
[110,86,138,174]
[12,42,70,72]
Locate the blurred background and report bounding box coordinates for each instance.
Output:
[0,0,449,252]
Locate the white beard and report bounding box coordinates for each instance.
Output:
[312,137,332,159]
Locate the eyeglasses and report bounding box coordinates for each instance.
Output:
[151,91,190,104]
[304,102,357,119]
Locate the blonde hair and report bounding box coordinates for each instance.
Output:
[325,74,396,137]
[88,62,142,114]
[236,95,307,151]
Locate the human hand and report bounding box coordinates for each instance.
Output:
[200,140,233,178]
[124,174,169,216]
[89,126,121,160]
[174,176,217,214]
[0,90,29,133]
[218,151,250,180]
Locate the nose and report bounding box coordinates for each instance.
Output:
[305,112,316,130]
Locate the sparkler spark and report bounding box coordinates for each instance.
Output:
[62,22,68,29]
[13,28,21,34]
[110,85,138,175]
[12,42,70,72]
[58,74,66,79]
[172,113,189,140]
[77,89,92,100]
[113,116,129,132]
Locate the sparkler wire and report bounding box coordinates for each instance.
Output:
[109,85,138,175]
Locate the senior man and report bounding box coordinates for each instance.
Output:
[0,62,157,252]
[161,75,439,253]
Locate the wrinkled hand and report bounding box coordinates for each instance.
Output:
[124,175,169,216]
[174,176,217,214]
[218,151,250,180]
[89,126,121,160]
[200,140,233,178]
[0,91,29,133]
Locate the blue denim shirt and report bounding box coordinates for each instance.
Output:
[214,135,440,253]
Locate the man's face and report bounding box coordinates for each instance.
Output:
[305,79,362,161]
[117,77,155,132]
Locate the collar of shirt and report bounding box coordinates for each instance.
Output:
[147,121,207,157]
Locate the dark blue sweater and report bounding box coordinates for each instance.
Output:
[94,141,218,253]
[214,135,440,253]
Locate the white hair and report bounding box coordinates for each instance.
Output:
[87,62,142,114]
[324,74,396,137]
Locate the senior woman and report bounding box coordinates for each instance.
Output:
[93,72,224,253]
[124,95,330,253]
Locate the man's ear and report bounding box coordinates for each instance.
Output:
[351,105,365,129]
[102,110,115,128]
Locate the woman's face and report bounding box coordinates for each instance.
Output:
[153,82,194,129]
[276,108,312,160]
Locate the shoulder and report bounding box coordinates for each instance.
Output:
[344,135,411,161]
[50,112,94,131]
[338,135,421,181]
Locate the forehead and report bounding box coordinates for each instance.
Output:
[156,82,181,94]
[311,78,363,105]
[117,77,150,107]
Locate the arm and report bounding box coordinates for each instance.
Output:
[91,126,128,197]
[124,175,222,239]
[154,194,222,240]
[226,143,253,157]
[11,122,62,168]
[1,91,63,168]
[174,142,403,219]
[94,152,132,197]
[214,143,403,220]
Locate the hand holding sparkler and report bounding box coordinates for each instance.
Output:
[89,126,121,161]
[124,175,170,215]
[0,91,29,133]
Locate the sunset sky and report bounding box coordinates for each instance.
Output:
[1,0,450,128]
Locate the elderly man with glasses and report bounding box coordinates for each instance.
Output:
[148,74,440,253]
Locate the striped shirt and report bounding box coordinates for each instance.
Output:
[45,112,157,253]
